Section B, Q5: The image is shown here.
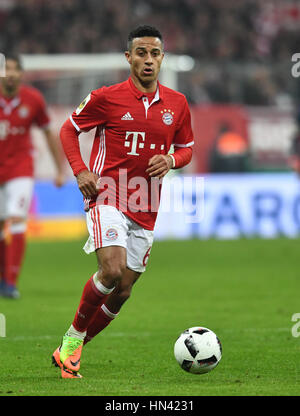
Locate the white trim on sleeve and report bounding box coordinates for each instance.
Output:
[169,154,176,168]
[173,141,194,148]
[69,115,82,132]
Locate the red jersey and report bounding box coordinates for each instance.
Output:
[69,78,194,230]
[0,84,50,183]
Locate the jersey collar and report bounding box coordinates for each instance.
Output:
[127,77,163,101]
[0,95,21,115]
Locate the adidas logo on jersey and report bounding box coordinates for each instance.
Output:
[121,112,134,120]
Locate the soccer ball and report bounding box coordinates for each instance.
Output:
[174,326,222,374]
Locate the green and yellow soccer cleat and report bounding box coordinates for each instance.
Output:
[59,336,83,372]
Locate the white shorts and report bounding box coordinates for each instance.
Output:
[83,205,154,273]
[0,177,34,220]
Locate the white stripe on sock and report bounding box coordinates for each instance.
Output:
[93,272,115,295]
[101,304,119,319]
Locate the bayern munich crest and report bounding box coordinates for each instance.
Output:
[105,228,118,241]
[18,106,29,118]
[161,109,174,125]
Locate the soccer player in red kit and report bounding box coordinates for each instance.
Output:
[0,55,65,298]
[52,26,194,378]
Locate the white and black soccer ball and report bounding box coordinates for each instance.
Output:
[174,326,222,374]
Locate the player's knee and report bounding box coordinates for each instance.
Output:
[8,218,27,234]
[9,216,25,224]
[8,217,27,233]
[101,262,126,285]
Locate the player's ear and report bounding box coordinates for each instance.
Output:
[125,51,132,64]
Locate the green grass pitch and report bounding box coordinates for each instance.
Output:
[0,237,299,396]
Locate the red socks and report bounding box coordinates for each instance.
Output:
[84,303,119,345]
[0,226,26,287]
[6,232,26,287]
[72,274,114,333]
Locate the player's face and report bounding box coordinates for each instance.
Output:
[126,37,164,90]
[1,59,22,95]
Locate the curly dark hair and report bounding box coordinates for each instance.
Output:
[127,25,163,51]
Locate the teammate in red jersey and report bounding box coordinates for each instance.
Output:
[52,26,194,378]
[289,108,300,176]
[0,55,65,298]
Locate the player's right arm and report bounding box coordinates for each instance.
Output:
[60,119,98,199]
[60,88,107,199]
[76,169,99,199]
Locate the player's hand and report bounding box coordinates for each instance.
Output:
[54,172,65,188]
[146,154,173,179]
[76,170,99,199]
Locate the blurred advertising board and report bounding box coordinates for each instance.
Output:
[27,173,300,241]
[155,173,300,239]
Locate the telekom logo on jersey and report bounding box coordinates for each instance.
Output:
[124,131,145,155]
[124,131,165,155]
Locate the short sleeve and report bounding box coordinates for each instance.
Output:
[173,98,194,148]
[70,87,107,132]
[34,91,50,128]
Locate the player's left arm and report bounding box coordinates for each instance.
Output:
[146,97,194,179]
[43,127,65,187]
[146,147,193,179]
[146,153,174,179]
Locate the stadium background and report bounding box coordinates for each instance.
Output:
[1,0,300,242]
